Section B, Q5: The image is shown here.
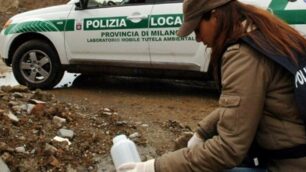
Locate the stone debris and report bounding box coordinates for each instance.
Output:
[26,104,35,114]
[57,129,74,139]
[116,121,128,126]
[53,116,67,127]
[15,146,27,154]
[129,132,140,139]
[4,111,19,122]
[44,143,58,155]
[102,112,113,116]
[103,108,111,112]
[0,84,166,171]
[1,152,12,162]
[0,157,10,172]
[29,103,46,116]
[28,99,46,104]
[100,107,115,116]
[48,155,60,167]
[12,92,23,98]
[141,124,149,128]
[52,136,72,146]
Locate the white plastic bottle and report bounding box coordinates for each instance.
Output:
[111,134,141,170]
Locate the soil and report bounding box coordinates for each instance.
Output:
[0,60,219,171]
[0,1,219,171]
[0,61,9,74]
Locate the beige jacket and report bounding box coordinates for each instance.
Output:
[155,43,306,172]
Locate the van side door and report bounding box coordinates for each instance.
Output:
[148,0,209,73]
[65,0,153,67]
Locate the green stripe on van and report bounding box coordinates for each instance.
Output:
[268,0,306,25]
[84,16,148,30]
[274,10,306,25]
[83,14,183,30]
[4,9,306,35]
[4,19,75,35]
[268,0,288,11]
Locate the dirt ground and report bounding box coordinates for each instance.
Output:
[0,59,219,171]
[0,61,8,74]
[50,75,219,152]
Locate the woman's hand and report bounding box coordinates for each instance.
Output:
[117,159,155,172]
[187,132,204,148]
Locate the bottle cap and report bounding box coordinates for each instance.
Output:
[113,134,127,144]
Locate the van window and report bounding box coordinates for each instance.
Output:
[154,0,182,4]
[87,0,148,8]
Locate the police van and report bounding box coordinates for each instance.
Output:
[0,0,305,89]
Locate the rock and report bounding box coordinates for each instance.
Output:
[129,132,140,139]
[102,112,112,116]
[30,149,36,154]
[30,103,46,116]
[76,166,89,172]
[8,101,19,107]
[12,105,23,114]
[1,96,9,101]
[1,86,12,93]
[4,111,19,122]
[53,116,67,127]
[31,90,52,101]
[18,136,26,141]
[103,108,111,112]
[0,157,10,172]
[52,136,71,145]
[12,92,23,98]
[10,85,28,93]
[19,104,28,111]
[48,155,60,167]
[44,143,58,155]
[45,107,58,116]
[141,124,149,128]
[0,109,4,115]
[0,142,7,151]
[0,90,5,97]
[26,104,35,114]
[28,99,46,104]
[66,164,77,172]
[57,129,74,139]
[15,146,26,153]
[116,121,128,126]
[1,152,12,162]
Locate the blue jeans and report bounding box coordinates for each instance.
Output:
[224,168,266,172]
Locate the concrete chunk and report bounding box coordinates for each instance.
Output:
[57,129,74,139]
[53,116,67,127]
[0,158,10,172]
[4,111,19,122]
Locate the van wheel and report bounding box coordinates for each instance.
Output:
[12,40,64,89]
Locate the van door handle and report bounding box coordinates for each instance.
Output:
[127,15,147,20]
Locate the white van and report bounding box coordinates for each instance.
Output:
[0,0,305,89]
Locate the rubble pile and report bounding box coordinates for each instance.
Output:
[0,85,147,171]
